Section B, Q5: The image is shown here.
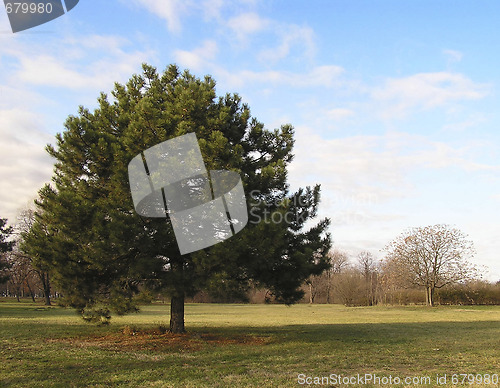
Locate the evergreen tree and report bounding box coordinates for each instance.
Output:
[23,64,331,332]
[0,218,14,283]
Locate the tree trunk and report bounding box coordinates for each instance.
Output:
[169,294,185,333]
[44,291,51,306]
[425,286,435,306]
[169,251,186,333]
[42,272,51,306]
[26,280,36,303]
[309,283,314,304]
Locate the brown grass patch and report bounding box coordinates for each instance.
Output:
[48,327,272,353]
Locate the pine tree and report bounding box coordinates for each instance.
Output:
[0,218,14,283]
[22,64,331,332]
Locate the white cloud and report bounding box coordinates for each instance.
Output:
[442,113,487,133]
[0,109,53,222]
[78,34,131,54]
[259,25,316,63]
[201,0,226,21]
[287,127,500,275]
[129,0,188,33]
[127,0,230,31]
[289,128,500,209]
[6,34,153,92]
[218,65,344,89]
[227,12,270,41]
[224,12,315,63]
[174,40,218,71]
[0,32,155,222]
[443,49,463,63]
[0,84,45,110]
[305,65,344,86]
[289,128,410,204]
[326,108,355,121]
[371,72,489,119]
[16,55,103,89]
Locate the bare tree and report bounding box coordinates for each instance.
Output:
[330,249,349,274]
[305,249,349,304]
[383,224,478,306]
[357,251,377,306]
[305,276,320,304]
[378,257,404,304]
[16,209,52,305]
[326,249,349,303]
[333,267,365,306]
[5,249,35,302]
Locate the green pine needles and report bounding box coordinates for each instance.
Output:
[21,64,331,332]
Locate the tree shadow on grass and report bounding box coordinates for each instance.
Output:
[197,320,500,343]
[1,319,499,387]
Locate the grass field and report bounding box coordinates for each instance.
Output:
[0,301,499,387]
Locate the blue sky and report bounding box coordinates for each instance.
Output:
[1,1,499,280]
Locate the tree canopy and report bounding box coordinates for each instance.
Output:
[0,217,14,283]
[383,224,477,306]
[22,64,331,331]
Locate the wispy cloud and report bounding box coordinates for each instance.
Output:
[325,108,355,121]
[127,0,229,30]
[224,11,316,65]
[11,36,152,91]
[290,128,410,202]
[201,0,226,21]
[371,72,489,119]
[285,126,500,265]
[227,12,270,41]
[174,40,218,71]
[0,109,53,222]
[442,113,487,133]
[258,24,316,63]
[289,128,499,206]
[0,33,155,222]
[443,49,463,64]
[217,65,344,89]
[128,0,188,33]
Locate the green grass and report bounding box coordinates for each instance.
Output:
[1,301,499,387]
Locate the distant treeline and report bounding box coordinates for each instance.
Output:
[2,272,499,306]
[187,249,500,306]
[184,280,500,306]
[2,247,499,306]
[2,239,499,306]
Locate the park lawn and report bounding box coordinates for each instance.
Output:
[0,301,499,387]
